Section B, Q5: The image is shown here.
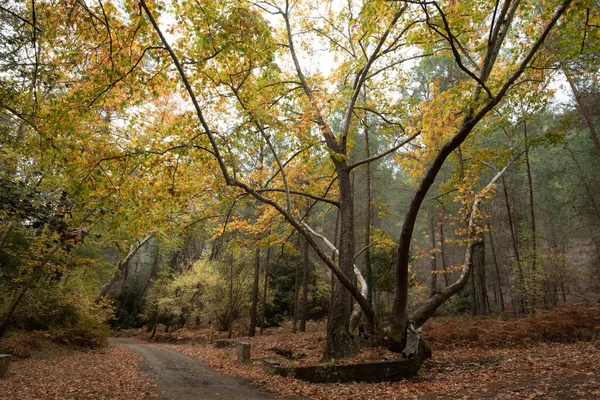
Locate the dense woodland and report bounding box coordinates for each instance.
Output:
[1,0,599,369]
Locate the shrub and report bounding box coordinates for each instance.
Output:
[424,305,600,348]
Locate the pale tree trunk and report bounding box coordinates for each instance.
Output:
[302,222,369,334]
[95,234,153,303]
[227,256,234,339]
[410,163,513,327]
[249,247,260,337]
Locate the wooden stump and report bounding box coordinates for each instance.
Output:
[237,342,251,364]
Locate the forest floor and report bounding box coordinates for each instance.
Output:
[129,306,600,399]
[0,332,152,399]
[1,306,599,399]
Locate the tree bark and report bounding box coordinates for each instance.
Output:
[471,234,488,316]
[260,246,270,335]
[364,105,373,306]
[324,166,356,359]
[292,234,300,334]
[501,175,526,313]
[486,220,505,312]
[429,210,438,297]
[439,203,449,287]
[523,118,537,312]
[249,247,260,337]
[300,236,309,332]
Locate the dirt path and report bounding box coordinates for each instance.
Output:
[111,338,298,400]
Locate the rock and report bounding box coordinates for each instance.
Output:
[261,358,281,373]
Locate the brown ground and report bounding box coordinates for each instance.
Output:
[2,307,599,399]
[158,334,600,399]
[0,342,151,400]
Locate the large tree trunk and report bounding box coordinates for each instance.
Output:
[323,166,356,359]
[249,247,260,337]
[364,109,373,307]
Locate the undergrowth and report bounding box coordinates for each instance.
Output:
[424,305,600,348]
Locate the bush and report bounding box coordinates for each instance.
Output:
[424,305,600,348]
[53,316,111,349]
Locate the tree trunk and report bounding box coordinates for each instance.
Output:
[486,220,505,312]
[300,236,309,332]
[292,234,300,334]
[429,210,438,297]
[323,166,356,359]
[227,257,234,339]
[249,247,260,337]
[260,246,270,335]
[330,209,339,313]
[501,175,526,313]
[523,118,537,311]
[364,111,373,306]
[95,234,153,303]
[471,234,488,316]
[410,164,512,327]
[439,203,450,287]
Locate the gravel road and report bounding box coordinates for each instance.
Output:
[111,338,296,400]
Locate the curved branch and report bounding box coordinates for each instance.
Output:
[409,158,515,327]
[349,130,420,170]
[256,188,339,207]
